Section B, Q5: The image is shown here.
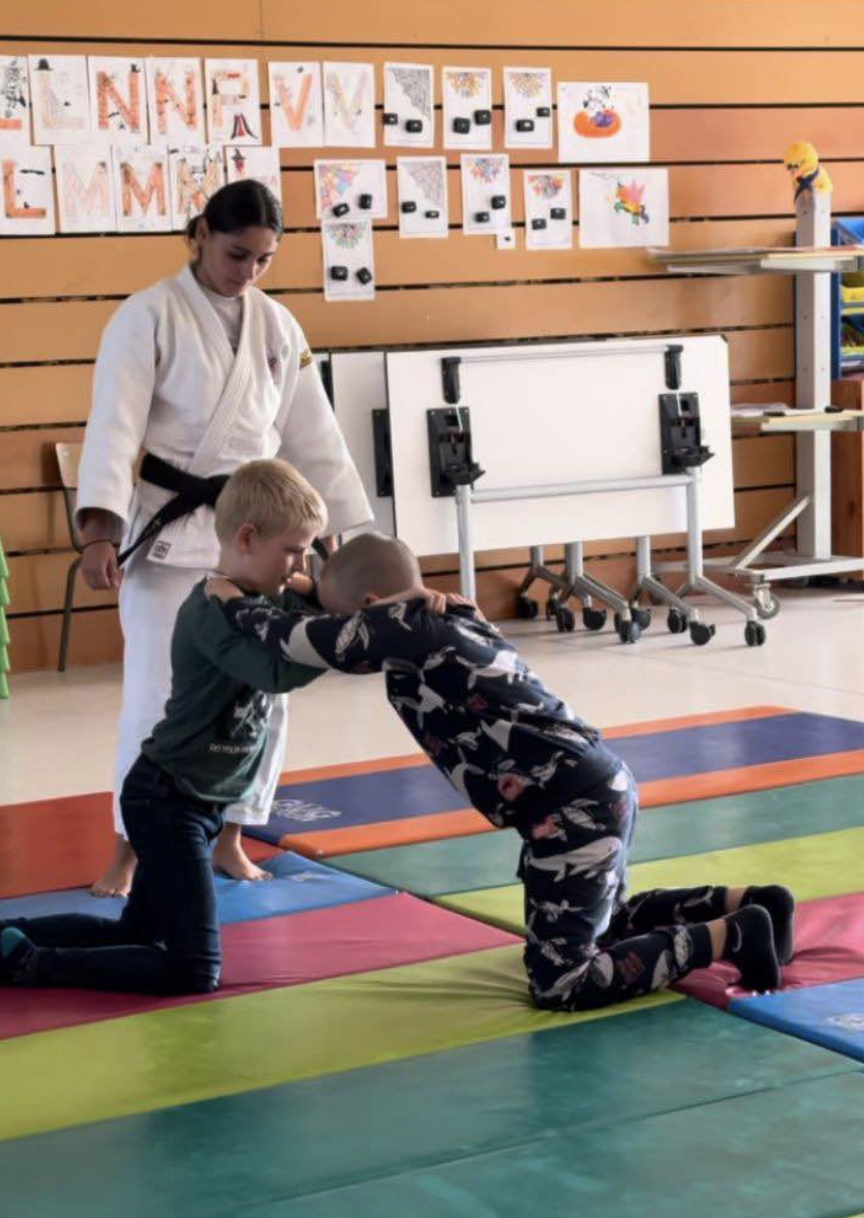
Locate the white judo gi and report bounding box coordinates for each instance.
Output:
[76,264,372,834]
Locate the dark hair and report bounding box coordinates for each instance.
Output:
[186,179,283,244]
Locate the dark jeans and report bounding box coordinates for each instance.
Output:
[2,754,223,994]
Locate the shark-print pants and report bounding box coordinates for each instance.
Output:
[520,764,719,1012]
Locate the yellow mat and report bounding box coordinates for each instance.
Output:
[0,945,678,1142]
[438,825,864,936]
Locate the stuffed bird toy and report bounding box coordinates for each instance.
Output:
[784,141,833,199]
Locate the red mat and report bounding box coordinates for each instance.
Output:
[674,891,864,1010]
[0,892,518,1040]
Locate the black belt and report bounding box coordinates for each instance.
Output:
[117,453,230,566]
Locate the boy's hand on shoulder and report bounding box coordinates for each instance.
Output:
[446,592,486,621]
[375,585,448,614]
[205,576,245,602]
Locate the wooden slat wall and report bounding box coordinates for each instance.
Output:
[4,1,860,671]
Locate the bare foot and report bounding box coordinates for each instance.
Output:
[91,835,137,898]
[212,825,272,882]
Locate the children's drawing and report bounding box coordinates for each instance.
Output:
[112,144,172,232]
[224,145,282,209]
[503,67,553,149]
[0,57,31,144]
[460,153,511,236]
[146,58,205,146]
[578,168,668,248]
[55,145,117,233]
[168,145,225,230]
[384,63,434,148]
[397,156,448,238]
[322,62,375,148]
[0,144,55,234]
[268,62,324,147]
[557,82,649,164]
[314,158,387,220]
[205,59,261,145]
[89,57,148,142]
[29,55,91,145]
[442,66,492,151]
[523,169,572,250]
[321,218,375,302]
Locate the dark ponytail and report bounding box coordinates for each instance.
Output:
[186,179,283,245]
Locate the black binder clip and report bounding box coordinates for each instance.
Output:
[329,266,349,281]
[474,109,492,125]
[332,202,350,217]
[358,194,373,210]
[515,119,535,133]
[401,200,417,214]
[491,195,507,210]
[453,117,471,134]
[356,267,373,285]
[531,218,547,230]
[535,105,551,118]
[550,207,567,221]
[424,209,440,219]
[405,118,423,133]
[382,112,398,126]
[474,211,490,224]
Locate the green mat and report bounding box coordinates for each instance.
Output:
[330,775,864,897]
[271,1072,864,1218]
[437,824,864,935]
[0,1001,857,1218]
[0,945,679,1142]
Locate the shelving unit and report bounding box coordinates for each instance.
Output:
[650,186,864,598]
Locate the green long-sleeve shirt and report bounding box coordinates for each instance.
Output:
[141,581,323,803]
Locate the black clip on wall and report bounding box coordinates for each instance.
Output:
[427,407,485,497]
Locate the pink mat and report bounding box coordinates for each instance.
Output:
[674,891,864,1010]
[0,893,518,1040]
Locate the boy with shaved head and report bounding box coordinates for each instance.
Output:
[208,526,795,1012]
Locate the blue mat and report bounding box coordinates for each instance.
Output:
[732,978,864,1064]
[247,711,864,844]
[0,852,394,925]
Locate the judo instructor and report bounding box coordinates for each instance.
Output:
[76,179,372,896]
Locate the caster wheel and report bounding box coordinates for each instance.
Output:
[582,607,607,632]
[667,609,687,634]
[689,621,716,647]
[555,606,576,633]
[754,588,780,620]
[545,596,559,620]
[631,606,652,630]
[745,621,767,647]
[617,619,641,644]
[517,595,539,620]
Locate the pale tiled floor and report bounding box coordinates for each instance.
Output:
[2,588,863,806]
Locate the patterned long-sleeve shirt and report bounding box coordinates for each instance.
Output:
[218,597,622,835]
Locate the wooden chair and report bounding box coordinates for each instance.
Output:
[55,442,84,672]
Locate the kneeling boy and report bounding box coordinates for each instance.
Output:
[206,531,794,1011]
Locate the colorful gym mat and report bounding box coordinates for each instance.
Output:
[328,773,864,896]
[436,824,864,935]
[267,1073,864,1218]
[731,978,864,1066]
[0,893,518,1041]
[0,1000,858,1218]
[0,791,278,900]
[678,891,864,1009]
[0,945,680,1141]
[244,707,864,856]
[0,850,392,925]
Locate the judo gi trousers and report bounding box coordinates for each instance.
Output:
[520,765,717,1011]
[113,555,288,836]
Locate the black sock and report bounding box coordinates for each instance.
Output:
[721,905,780,992]
[0,928,39,986]
[742,885,795,965]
